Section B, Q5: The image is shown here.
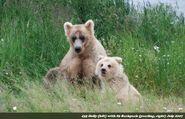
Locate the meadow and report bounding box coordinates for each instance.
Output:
[0,0,185,112]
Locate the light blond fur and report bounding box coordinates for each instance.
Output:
[95,56,142,105]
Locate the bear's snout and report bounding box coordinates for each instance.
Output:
[101,68,106,74]
[74,46,82,53]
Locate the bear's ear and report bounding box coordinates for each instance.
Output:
[85,20,94,34]
[113,57,122,64]
[64,22,73,37]
[97,55,105,61]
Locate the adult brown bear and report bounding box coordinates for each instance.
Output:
[44,20,107,86]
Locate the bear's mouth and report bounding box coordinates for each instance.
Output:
[102,71,106,74]
[101,72,106,77]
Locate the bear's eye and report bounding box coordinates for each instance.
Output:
[100,64,103,67]
[71,36,76,42]
[108,64,111,68]
[79,35,85,42]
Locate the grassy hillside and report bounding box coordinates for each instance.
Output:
[0,80,184,112]
[0,0,185,112]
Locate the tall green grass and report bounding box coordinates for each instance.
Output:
[0,80,184,112]
[0,0,185,112]
[0,0,69,87]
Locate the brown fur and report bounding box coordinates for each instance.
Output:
[44,20,107,86]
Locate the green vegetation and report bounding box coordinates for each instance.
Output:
[0,0,184,112]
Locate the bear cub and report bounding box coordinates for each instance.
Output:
[95,56,142,105]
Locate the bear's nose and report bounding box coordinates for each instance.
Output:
[75,47,81,53]
[101,68,106,74]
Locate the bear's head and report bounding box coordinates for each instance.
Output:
[64,20,95,54]
[95,56,123,80]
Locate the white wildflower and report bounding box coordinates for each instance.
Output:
[1,38,4,42]
[163,107,167,110]
[166,109,172,112]
[13,106,17,110]
[154,45,160,53]
[5,72,9,75]
[117,102,122,105]
[178,107,183,111]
